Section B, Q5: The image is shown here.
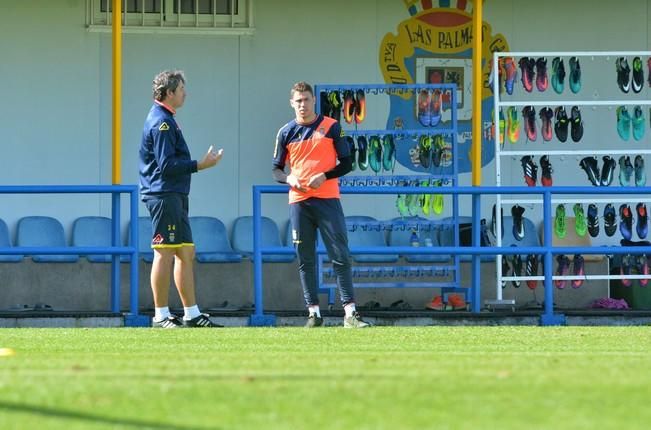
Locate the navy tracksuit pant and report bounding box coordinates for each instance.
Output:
[289,198,354,306]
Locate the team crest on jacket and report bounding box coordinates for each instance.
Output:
[314,127,325,139]
[159,122,169,131]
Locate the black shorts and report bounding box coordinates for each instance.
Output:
[143,193,193,248]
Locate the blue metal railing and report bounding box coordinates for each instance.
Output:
[252,184,651,326]
[0,185,140,318]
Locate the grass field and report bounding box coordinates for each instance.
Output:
[1,326,650,430]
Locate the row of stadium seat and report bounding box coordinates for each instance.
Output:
[0,214,539,264]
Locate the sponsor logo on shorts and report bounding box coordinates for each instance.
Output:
[169,232,175,242]
[152,234,164,245]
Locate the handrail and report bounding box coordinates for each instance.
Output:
[252,184,651,326]
[0,185,140,320]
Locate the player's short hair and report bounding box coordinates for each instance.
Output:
[290,81,314,98]
[152,70,186,101]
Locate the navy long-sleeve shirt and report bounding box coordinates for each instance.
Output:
[139,102,198,197]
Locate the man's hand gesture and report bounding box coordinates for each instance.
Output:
[198,145,223,170]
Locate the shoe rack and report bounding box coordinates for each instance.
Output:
[492,51,651,307]
[314,83,464,307]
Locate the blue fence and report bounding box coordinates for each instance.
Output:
[251,184,651,326]
[0,185,145,325]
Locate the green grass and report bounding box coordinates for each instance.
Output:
[1,327,650,429]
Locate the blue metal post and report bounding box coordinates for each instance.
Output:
[540,190,565,326]
[249,186,276,326]
[110,192,121,313]
[471,193,481,312]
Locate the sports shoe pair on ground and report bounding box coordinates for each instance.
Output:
[152,313,221,328]
[580,155,645,187]
[417,89,443,127]
[616,106,646,141]
[619,254,651,287]
[502,253,540,290]
[305,312,371,328]
[425,293,466,311]
[615,56,649,94]
[396,179,444,217]
[345,134,395,173]
[554,254,585,289]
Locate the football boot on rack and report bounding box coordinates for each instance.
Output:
[551,57,565,94]
[430,89,442,126]
[381,134,396,172]
[570,106,584,142]
[636,202,648,239]
[367,135,383,173]
[520,155,538,187]
[554,254,571,289]
[518,57,535,93]
[506,106,520,143]
[539,107,554,141]
[632,106,645,141]
[344,136,357,171]
[356,136,369,171]
[555,204,567,239]
[573,203,587,237]
[327,91,342,122]
[616,57,631,93]
[620,254,633,287]
[503,57,518,95]
[417,89,431,127]
[343,90,355,124]
[619,204,633,241]
[418,135,432,168]
[554,106,569,142]
[618,155,633,186]
[434,135,452,167]
[540,155,553,186]
[572,254,585,288]
[638,255,650,287]
[603,204,618,237]
[525,254,539,290]
[632,56,644,93]
[511,252,523,288]
[491,203,504,239]
[535,57,548,92]
[600,155,616,187]
[522,105,537,141]
[579,156,600,187]
[511,204,526,241]
[354,89,366,123]
[616,106,631,141]
[501,256,510,289]
[648,57,651,87]
[635,155,646,187]
[431,180,444,215]
[587,203,600,238]
[320,91,332,117]
[569,57,581,94]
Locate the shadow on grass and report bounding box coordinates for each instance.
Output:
[0,401,218,430]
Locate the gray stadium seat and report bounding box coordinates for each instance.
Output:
[387,216,447,263]
[72,216,129,263]
[346,215,399,263]
[231,216,295,263]
[0,218,23,262]
[16,216,79,263]
[189,216,242,263]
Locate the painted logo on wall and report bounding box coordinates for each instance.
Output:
[379,0,509,174]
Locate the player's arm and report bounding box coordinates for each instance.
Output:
[272,128,304,191]
[307,122,352,189]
